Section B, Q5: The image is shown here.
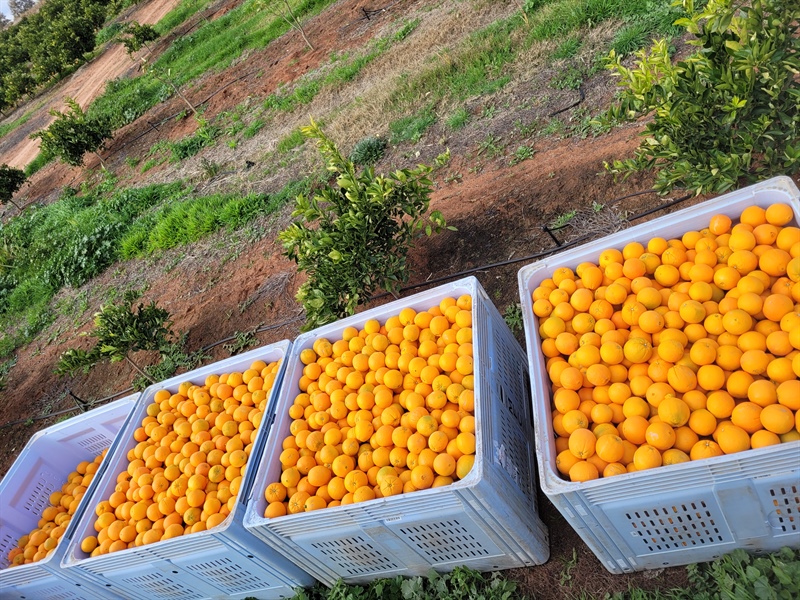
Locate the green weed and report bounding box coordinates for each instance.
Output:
[277,129,306,154]
[389,108,436,144]
[447,107,470,130]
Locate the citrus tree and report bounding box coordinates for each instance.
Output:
[598,0,799,194]
[31,98,112,167]
[279,120,451,330]
[56,292,176,385]
[0,164,26,209]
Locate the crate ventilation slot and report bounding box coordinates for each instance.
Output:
[185,556,275,592]
[37,586,82,600]
[494,405,532,495]
[121,572,205,600]
[399,520,492,562]
[24,478,55,515]
[626,502,725,552]
[768,485,799,532]
[311,536,400,575]
[78,433,109,453]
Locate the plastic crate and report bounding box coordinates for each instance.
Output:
[0,394,138,600]
[243,276,549,586]
[61,341,316,600]
[518,176,800,573]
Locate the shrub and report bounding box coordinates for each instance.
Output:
[348,136,387,166]
[279,120,451,330]
[31,98,112,167]
[0,164,26,208]
[598,0,799,194]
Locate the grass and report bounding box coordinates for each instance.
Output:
[263,19,421,114]
[276,129,305,153]
[389,107,436,144]
[447,107,470,129]
[0,172,318,359]
[0,99,47,139]
[85,0,338,139]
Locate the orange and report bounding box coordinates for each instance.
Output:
[644,422,676,451]
[690,439,724,460]
[765,203,794,226]
[632,444,662,471]
[568,461,599,482]
[594,434,624,463]
[759,404,794,434]
[657,397,690,427]
[568,428,596,459]
[717,424,751,454]
[730,402,763,434]
[777,380,800,410]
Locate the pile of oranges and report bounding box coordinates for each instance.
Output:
[7,451,106,567]
[262,296,477,517]
[532,203,800,482]
[80,360,280,556]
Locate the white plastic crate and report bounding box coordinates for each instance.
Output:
[518,176,800,573]
[0,394,138,600]
[243,276,549,586]
[61,341,317,600]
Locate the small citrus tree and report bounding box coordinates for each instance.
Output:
[56,292,176,385]
[279,120,451,330]
[0,164,26,210]
[31,98,112,167]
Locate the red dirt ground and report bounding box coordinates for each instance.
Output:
[2,0,798,596]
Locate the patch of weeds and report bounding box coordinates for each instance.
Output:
[394,18,421,41]
[140,158,162,173]
[549,209,577,229]
[125,157,141,169]
[443,172,462,184]
[502,303,523,334]
[542,118,566,137]
[447,107,469,130]
[475,134,504,159]
[277,129,306,154]
[223,328,260,355]
[200,158,221,180]
[550,65,583,90]
[243,119,265,139]
[169,117,219,162]
[481,104,497,120]
[559,547,578,586]
[514,118,539,138]
[610,22,651,56]
[551,36,581,59]
[24,152,53,177]
[389,107,436,144]
[0,355,17,392]
[349,136,387,166]
[592,201,604,213]
[510,145,535,165]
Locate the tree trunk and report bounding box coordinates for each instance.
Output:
[124,355,155,384]
[281,0,314,51]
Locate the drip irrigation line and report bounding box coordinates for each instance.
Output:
[0,189,695,432]
[547,86,585,118]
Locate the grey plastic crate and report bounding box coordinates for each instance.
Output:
[0,395,137,599]
[518,176,800,573]
[61,341,316,599]
[244,276,549,585]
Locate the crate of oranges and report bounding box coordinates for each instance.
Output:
[518,175,800,573]
[0,394,137,600]
[243,276,549,586]
[60,341,316,600]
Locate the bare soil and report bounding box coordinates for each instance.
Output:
[3,0,795,596]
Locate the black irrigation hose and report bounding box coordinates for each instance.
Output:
[0,190,696,431]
